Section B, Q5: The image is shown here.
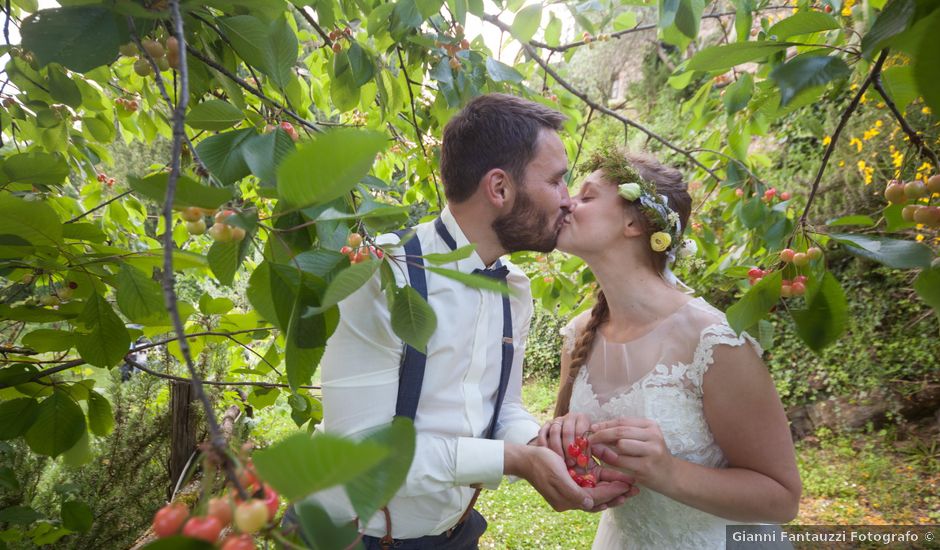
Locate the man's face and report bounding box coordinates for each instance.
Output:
[492,129,571,253]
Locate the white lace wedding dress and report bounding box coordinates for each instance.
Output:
[561,297,772,549]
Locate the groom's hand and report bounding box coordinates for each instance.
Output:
[505,443,595,512]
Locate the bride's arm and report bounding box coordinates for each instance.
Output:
[590,344,801,524]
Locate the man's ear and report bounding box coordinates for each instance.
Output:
[480,168,512,208]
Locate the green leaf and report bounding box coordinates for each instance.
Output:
[199,294,235,315]
[186,100,244,131]
[266,16,299,88]
[674,0,705,39]
[861,0,916,59]
[218,15,270,75]
[425,266,511,295]
[545,14,562,43]
[390,0,423,41]
[769,54,850,107]
[20,7,123,72]
[727,270,782,334]
[277,128,387,208]
[129,173,235,209]
[881,65,919,113]
[485,57,524,83]
[241,129,297,186]
[207,236,252,286]
[913,11,940,114]
[61,501,93,532]
[345,417,416,523]
[24,389,86,457]
[767,11,839,40]
[613,11,638,31]
[61,421,93,467]
[914,267,940,310]
[87,390,114,436]
[687,41,793,71]
[330,49,361,112]
[116,264,168,325]
[2,151,70,186]
[422,244,476,264]
[306,259,380,315]
[0,193,62,246]
[659,0,680,28]
[0,506,42,525]
[295,501,361,550]
[390,284,437,352]
[252,432,389,501]
[195,128,255,186]
[75,293,132,368]
[48,66,83,108]
[791,271,848,352]
[0,398,40,440]
[346,42,375,87]
[722,73,753,115]
[826,214,876,227]
[830,233,934,269]
[510,4,542,43]
[21,329,75,353]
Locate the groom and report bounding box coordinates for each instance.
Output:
[308,93,633,549]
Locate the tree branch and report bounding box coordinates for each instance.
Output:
[798,50,890,229]
[396,46,443,211]
[187,48,323,134]
[482,14,720,182]
[125,357,320,391]
[64,190,133,224]
[163,0,248,500]
[873,72,940,169]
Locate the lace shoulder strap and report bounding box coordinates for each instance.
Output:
[559,311,590,355]
[686,322,763,395]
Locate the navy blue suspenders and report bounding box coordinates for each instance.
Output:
[392,218,513,439]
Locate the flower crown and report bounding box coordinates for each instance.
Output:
[581,146,684,253]
[616,180,683,253]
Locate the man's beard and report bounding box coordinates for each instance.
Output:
[492,188,561,253]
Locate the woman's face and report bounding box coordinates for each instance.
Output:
[557,169,631,255]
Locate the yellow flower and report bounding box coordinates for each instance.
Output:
[822,136,832,146]
[838,160,845,167]
[916,234,925,242]
[651,232,672,252]
[924,106,933,115]
[850,137,863,152]
[875,120,883,127]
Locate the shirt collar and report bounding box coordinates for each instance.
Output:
[439,206,492,271]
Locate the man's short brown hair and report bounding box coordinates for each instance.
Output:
[440,94,567,203]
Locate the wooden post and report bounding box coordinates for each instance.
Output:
[168,380,196,500]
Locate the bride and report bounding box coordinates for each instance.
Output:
[538,147,801,549]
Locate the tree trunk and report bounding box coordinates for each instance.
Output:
[168,380,196,500]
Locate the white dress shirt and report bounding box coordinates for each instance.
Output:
[304,207,541,539]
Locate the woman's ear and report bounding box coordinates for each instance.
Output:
[481,168,512,208]
[621,208,645,238]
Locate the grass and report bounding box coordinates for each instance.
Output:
[476,376,939,549]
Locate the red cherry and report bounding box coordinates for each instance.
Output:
[794,275,808,284]
[340,245,352,255]
[747,268,763,279]
[106,178,115,187]
[735,188,744,197]
[182,516,223,543]
[780,191,791,201]
[791,281,806,296]
[576,454,588,468]
[208,496,233,527]
[806,247,823,261]
[568,468,577,478]
[792,252,809,267]
[779,249,795,263]
[375,248,384,259]
[347,232,363,247]
[97,172,107,182]
[152,503,189,538]
[780,284,793,298]
[575,436,589,452]
[567,442,581,458]
[221,534,255,550]
[261,484,279,520]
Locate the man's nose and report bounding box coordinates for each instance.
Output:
[559,186,573,211]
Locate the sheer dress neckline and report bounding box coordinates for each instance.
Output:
[597,297,699,346]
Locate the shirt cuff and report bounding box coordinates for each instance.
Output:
[455,437,504,490]
[501,420,541,446]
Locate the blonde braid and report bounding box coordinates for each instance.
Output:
[554,292,609,417]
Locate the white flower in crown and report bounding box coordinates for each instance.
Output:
[667,211,681,230]
[677,238,698,258]
[618,182,643,201]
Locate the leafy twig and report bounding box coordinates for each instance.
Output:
[873,71,940,169]
[483,14,721,182]
[798,50,889,229]
[125,357,320,391]
[397,46,443,211]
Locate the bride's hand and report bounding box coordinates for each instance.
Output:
[536,412,592,467]
[588,417,678,493]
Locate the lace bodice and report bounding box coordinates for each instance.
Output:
[561,298,764,549]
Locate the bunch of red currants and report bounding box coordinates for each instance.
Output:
[566,435,597,488]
